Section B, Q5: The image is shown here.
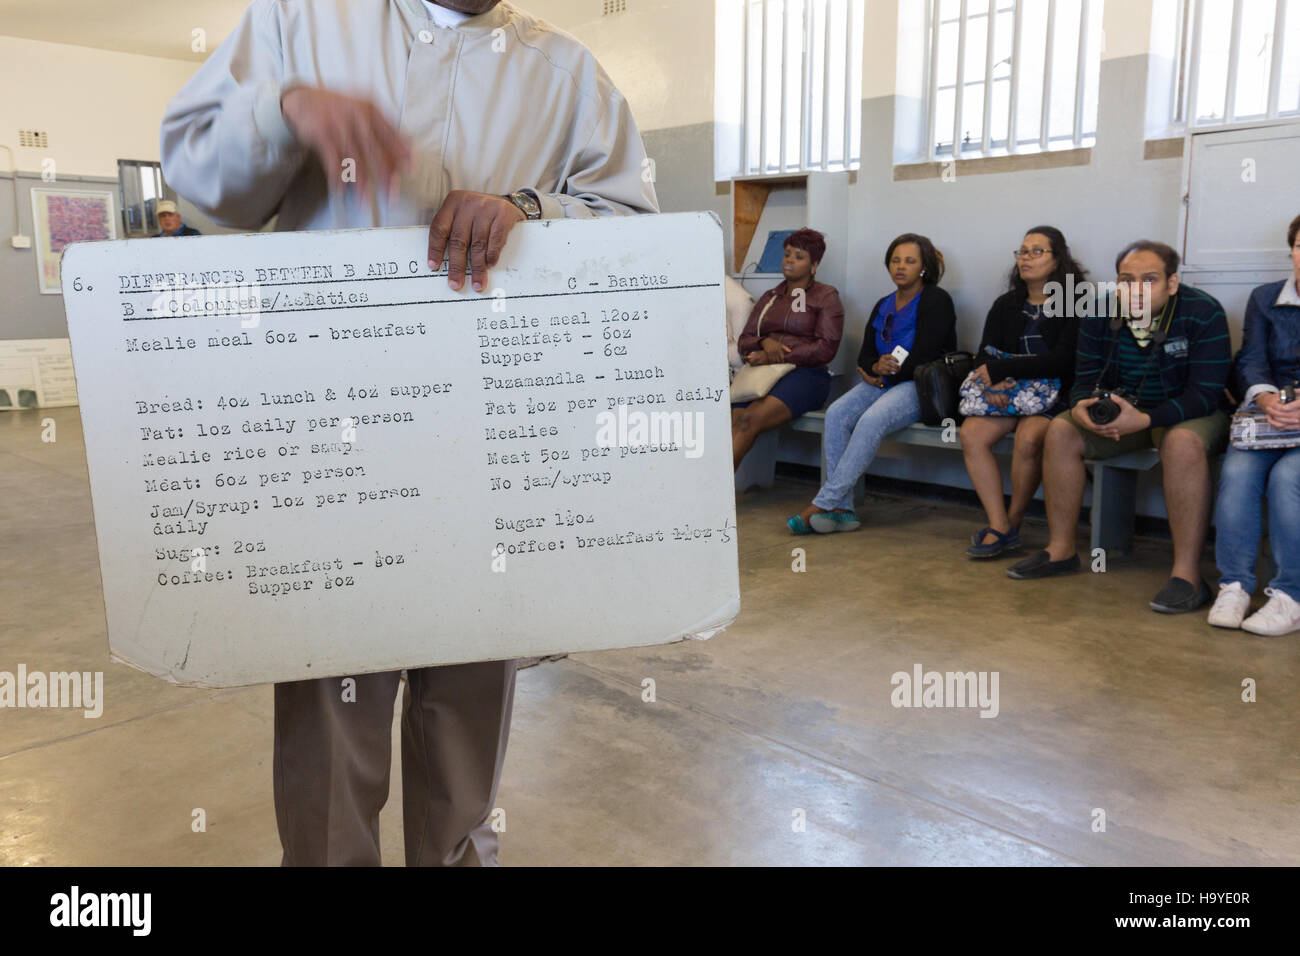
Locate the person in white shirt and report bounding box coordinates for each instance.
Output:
[161,0,658,866]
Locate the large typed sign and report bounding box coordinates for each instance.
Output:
[62,211,739,687]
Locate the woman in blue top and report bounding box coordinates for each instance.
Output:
[789,233,956,534]
[1208,213,1300,636]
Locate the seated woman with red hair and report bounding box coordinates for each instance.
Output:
[732,227,845,470]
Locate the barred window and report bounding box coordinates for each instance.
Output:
[924,0,1102,160]
[1169,0,1300,129]
[716,0,864,177]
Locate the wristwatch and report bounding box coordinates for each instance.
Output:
[505,189,542,220]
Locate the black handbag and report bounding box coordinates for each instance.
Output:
[913,351,974,426]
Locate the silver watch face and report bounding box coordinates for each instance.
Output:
[511,191,541,219]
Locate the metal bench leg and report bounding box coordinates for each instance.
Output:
[1090,464,1138,557]
[735,428,779,493]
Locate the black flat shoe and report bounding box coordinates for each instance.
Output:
[1006,550,1081,579]
[1149,577,1212,614]
[967,526,1022,559]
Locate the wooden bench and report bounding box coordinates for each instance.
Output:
[738,411,1163,556]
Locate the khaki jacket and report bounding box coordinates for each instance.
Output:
[160,0,659,231]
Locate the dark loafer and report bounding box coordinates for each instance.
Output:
[967,526,1022,559]
[1149,577,1212,614]
[1006,550,1080,579]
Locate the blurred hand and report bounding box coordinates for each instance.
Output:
[281,86,411,201]
[873,355,900,377]
[859,367,884,388]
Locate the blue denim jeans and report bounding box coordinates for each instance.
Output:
[1214,445,1300,599]
[813,380,921,511]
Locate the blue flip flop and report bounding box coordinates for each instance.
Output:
[787,515,813,535]
[809,510,862,534]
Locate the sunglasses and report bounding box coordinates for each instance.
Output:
[881,312,895,343]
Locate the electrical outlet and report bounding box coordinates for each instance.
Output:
[11,235,32,249]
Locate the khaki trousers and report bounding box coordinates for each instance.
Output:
[273,659,517,866]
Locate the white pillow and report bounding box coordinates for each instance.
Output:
[724,275,755,370]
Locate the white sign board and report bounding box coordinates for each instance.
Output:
[61,212,739,687]
[0,338,78,409]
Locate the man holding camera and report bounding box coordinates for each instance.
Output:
[1007,240,1232,614]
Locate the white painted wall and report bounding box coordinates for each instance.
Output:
[0,35,200,179]
[522,0,716,131]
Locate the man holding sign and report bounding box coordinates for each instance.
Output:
[160,0,658,866]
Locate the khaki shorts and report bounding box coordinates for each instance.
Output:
[1055,406,1230,461]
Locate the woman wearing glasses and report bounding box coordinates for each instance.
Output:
[789,233,955,533]
[960,226,1085,557]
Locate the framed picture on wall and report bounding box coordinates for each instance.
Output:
[30,187,118,295]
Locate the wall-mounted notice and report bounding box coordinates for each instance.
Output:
[31,187,118,294]
[61,212,739,687]
[0,338,78,409]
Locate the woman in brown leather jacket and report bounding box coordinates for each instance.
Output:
[732,228,845,469]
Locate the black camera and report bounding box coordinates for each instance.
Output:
[1281,382,1297,404]
[1087,387,1129,425]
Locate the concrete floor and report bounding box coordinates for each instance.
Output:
[2,406,1297,865]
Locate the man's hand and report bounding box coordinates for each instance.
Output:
[745,351,770,366]
[427,190,526,292]
[280,86,411,201]
[1259,391,1300,431]
[1071,397,1110,437]
[1075,394,1148,441]
[858,366,884,388]
[1107,394,1151,438]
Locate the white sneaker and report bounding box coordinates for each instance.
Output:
[1241,588,1300,637]
[1207,581,1252,629]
